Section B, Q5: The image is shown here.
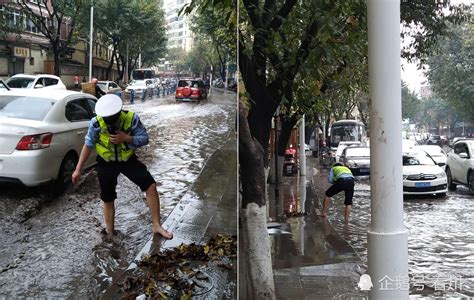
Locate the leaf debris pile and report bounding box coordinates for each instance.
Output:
[120,234,236,299]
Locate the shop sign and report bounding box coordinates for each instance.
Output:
[13,46,29,58]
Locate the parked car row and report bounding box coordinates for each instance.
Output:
[333,138,473,196]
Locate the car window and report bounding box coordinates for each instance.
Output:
[65,99,92,122]
[0,95,54,120]
[34,78,44,88]
[43,77,58,86]
[6,77,35,88]
[178,80,191,87]
[403,152,435,166]
[86,98,97,116]
[110,82,118,88]
[454,143,465,155]
[97,83,107,90]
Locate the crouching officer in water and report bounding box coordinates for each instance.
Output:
[320,162,355,223]
[72,94,172,239]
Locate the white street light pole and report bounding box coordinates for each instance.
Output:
[299,115,306,176]
[209,65,213,94]
[367,1,408,299]
[224,54,229,93]
[88,0,94,81]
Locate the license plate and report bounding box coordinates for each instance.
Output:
[415,182,431,187]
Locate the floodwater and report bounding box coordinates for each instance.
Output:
[0,93,236,298]
[313,166,474,297]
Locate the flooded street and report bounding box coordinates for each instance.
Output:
[312,165,474,297]
[0,92,236,298]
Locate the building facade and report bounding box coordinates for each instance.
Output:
[162,0,194,52]
[0,1,118,88]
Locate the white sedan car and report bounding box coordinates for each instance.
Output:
[0,89,97,195]
[402,150,447,197]
[124,79,154,99]
[5,74,66,90]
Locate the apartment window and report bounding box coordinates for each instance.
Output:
[25,18,39,34]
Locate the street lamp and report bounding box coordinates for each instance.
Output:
[88,0,94,81]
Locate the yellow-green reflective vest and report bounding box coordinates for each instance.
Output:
[333,166,353,179]
[96,111,135,162]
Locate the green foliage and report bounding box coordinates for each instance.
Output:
[425,20,473,122]
[401,81,420,120]
[183,0,236,79]
[94,0,167,71]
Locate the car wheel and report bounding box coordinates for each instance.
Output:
[446,167,457,191]
[52,153,77,196]
[468,171,474,195]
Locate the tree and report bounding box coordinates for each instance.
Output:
[94,0,167,80]
[5,0,88,75]
[425,21,474,122]
[186,0,236,80]
[401,81,420,121]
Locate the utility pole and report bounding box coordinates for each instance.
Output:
[209,65,213,94]
[299,115,306,176]
[367,1,408,299]
[224,54,229,93]
[88,0,94,81]
[124,41,129,83]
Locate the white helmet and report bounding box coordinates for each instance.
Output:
[95,94,122,117]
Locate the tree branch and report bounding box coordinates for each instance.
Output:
[267,0,297,31]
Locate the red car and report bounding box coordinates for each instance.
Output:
[175,79,208,103]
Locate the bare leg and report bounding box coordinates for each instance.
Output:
[103,200,115,235]
[344,204,352,223]
[146,183,173,239]
[320,195,331,217]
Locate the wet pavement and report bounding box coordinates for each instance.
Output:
[0,91,236,298]
[240,154,473,299]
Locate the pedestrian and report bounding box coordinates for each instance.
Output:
[320,162,355,223]
[74,74,80,89]
[82,76,86,83]
[71,94,173,239]
[91,78,106,99]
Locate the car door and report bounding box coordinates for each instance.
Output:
[64,97,96,167]
[451,142,466,182]
[109,82,120,94]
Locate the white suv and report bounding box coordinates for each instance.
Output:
[5,74,66,90]
[446,138,474,194]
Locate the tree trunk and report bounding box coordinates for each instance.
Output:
[239,103,276,299]
[53,42,61,76]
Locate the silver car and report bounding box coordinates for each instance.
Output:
[97,80,122,95]
[0,89,97,194]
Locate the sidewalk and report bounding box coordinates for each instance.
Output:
[103,132,237,299]
[242,156,367,299]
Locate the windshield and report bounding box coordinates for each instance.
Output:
[130,80,146,87]
[0,95,54,120]
[346,148,370,157]
[330,124,361,147]
[97,83,107,90]
[403,152,436,166]
[6,77,34,88]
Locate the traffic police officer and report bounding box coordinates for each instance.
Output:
[320,162,355,223]
[72,94,172,239]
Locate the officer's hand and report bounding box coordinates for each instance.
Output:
[72,169,81,185]
[110,131,131,144]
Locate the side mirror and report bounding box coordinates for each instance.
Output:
[459,153,468,159]
[35,84,44,88]
[437,162,446,167]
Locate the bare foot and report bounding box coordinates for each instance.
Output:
[153,226,173,239]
